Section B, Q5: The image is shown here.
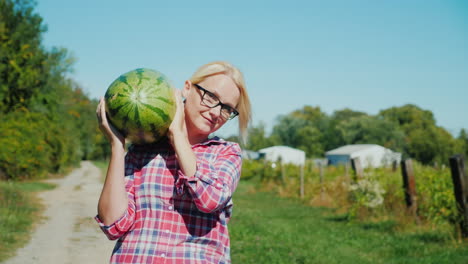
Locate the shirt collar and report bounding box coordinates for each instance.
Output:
[192,136,225,147]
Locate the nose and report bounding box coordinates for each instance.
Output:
[208,105,223,119]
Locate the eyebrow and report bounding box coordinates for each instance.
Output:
[195,84,237,109]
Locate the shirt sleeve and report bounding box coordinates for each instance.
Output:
[175,142,242,213]
[95,150,138,240]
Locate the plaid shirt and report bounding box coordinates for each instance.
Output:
[95,137,242,264]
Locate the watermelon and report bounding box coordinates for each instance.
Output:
[104,68,176,144]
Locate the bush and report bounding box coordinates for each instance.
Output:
[0,111,53,180]
[413,163,459,225]
[241,159,462,236]
[348,177,386,216]
[0,110,83,180]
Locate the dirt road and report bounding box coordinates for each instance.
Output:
[4,161,115,264]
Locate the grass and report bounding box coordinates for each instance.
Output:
[0,180,56,262]
[229,181,468,264]
[82,160,468,263]
[93,160,109,172]
[93,160,109,182]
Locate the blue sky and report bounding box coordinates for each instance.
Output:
[35,0,468,138]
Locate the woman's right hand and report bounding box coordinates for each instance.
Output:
[96,97,125,149]
[168,89,188,145]
[96,98,128,226]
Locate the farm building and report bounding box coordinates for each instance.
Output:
[242,149,264,160]
[325,144,401,168]
[258,146,306,166]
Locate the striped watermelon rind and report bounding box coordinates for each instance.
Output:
[104,68,176,144]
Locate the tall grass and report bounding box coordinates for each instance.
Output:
[241,159,462,239]
[0,181,56,262]
[230,181,468,264]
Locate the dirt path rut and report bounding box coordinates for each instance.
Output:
[4,161,115,264]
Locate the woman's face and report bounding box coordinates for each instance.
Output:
[183,74,240,140]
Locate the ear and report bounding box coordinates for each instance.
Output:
[182,80,191,98]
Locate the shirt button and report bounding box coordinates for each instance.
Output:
[168,205,173,210]
[161,253,166,258]
[165,229,170,234]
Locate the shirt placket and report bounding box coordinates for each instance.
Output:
[156,203,175,262]
[156,153,177,262]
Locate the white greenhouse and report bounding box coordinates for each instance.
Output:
[325,144,401,168]
[258,146,306,166]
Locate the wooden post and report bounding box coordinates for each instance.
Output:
[392,160,398,172]
[281,161,286,183]
[400,159,419,222]
[344,161,350,184]
[319,162,325,199]
[351,157,363,180]
[300,163,304,199]
[319,162,324,184]
[261,158,266,181]
[449,154,468,238]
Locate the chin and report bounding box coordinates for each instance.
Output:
[199,122,221,136]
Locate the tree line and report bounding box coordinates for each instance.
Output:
[0,0,108,180]
[230,105,468,166]
[2,0,466,181]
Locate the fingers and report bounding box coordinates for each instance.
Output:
[96,98,102,118]
[169,89,184,131]
[173,89,183,106]
[172,89,183,113]
[95,98,124,145]
[96,97,108,124]
[100,98,108,123]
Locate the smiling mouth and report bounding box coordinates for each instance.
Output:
[203,116,216,125]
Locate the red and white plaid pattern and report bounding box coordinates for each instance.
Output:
[95,137,242,264]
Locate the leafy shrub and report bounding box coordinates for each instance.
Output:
[0,111,53,180]
[413,163,459,225]
[348,176,386,218]
[0,109,84,179]
[241,158,462,235]
[349,178,386,208]
[241,159,265,181]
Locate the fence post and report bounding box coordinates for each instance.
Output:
[261,159,267,181]
[281,161,286,183]
[300,163,304,199]
[319,162,325,199]
[392,160,398,172]
[400,159,419,222]
[449,154,468,238]
[345,161,350,183]
[351,157,363,180]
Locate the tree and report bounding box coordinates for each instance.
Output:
[0,0,50,113]
[335,115,405,152]
[379,104,436,131]
[379,104,457,165]
[290,105,327,125]
[244,121,274,151]
[331,108,367,122]
[323,108,368,151]
[0,0,108,179]
[456,128,468,158]
[271,106,326,157]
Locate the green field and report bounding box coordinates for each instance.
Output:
[3,164,467,264]
[229,181,468,264]
[0,181,56,262]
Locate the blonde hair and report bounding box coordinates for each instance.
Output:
[190,61,251,142]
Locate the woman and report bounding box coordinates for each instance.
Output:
[95,61,251,264]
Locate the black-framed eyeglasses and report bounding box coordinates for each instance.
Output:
[193,83,239,120]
